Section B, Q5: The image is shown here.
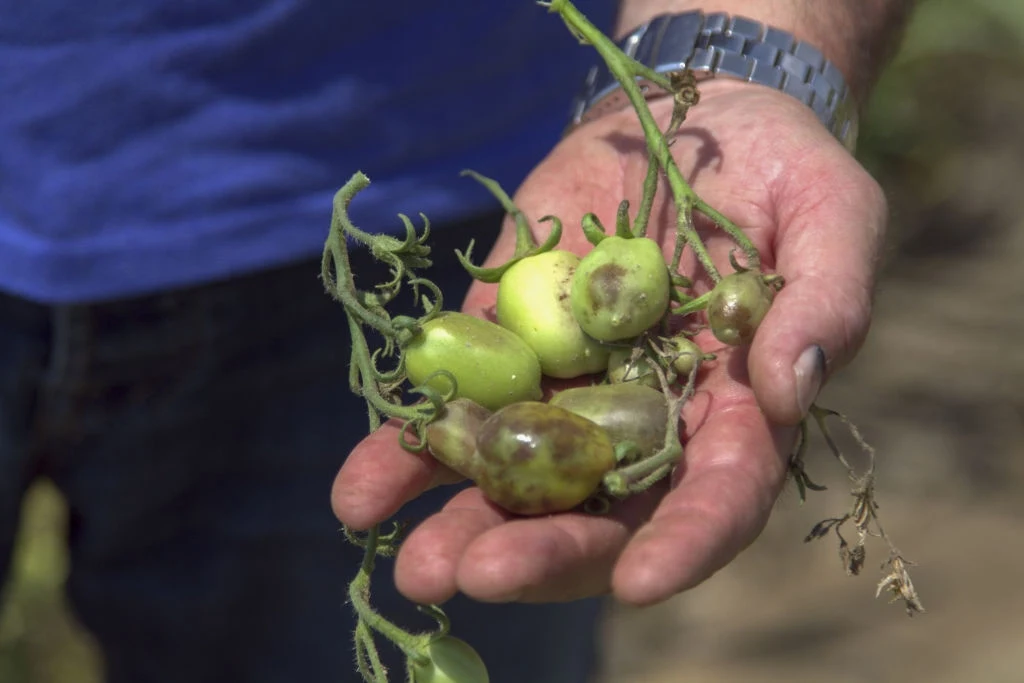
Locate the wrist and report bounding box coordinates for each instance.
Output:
[574,8,860,149]
[614,0,913,102]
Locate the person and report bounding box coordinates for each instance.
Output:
[0,1,912,682]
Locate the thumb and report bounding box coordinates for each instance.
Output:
[749,153,888,426]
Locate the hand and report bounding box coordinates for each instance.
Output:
[332,80,887,607]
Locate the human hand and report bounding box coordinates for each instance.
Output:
[332,80,887,607]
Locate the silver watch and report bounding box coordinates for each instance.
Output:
[569,11,859,151]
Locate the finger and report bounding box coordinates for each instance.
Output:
[393,487,509,604]
[393,485,663,605]
[612,393,794,606]
[455,486,664,603]
[331,420,462,531]
[750,147,888,424]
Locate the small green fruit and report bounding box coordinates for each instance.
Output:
[410,636,489,683]
[405,312,543,410]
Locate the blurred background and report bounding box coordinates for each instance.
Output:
[2,0,1023,681]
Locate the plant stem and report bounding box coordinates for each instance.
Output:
[550,0,762,281]
[348,526,429,663]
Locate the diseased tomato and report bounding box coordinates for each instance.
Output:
[473,401,616,515]
[548,383,670,459]
[570,236,670,342]
[405,312,543,410]
[706,271,775,346]
[424,398,493,479]
[496,250,610,378]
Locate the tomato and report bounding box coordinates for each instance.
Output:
[663,335,704,376]
[706,271,775,346]
[410,636,489,683]
[548,383,669,459]
[424,398,491,479]
[473,401,616,515]
[570,236,670,341]
[405,312,543,411]
[496,250,610,378]
[605,347,664,389]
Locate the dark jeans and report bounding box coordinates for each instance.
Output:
[0,215,602,683]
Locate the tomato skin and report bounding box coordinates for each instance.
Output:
[473,401,616,515]
[410,636,490,683]
[706,271,775,346]
[549,383,669,459]
[405,312,543,411]
[569,236,670,342]
[496,250,610,379]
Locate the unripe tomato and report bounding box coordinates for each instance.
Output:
[706,271,775,346]
[474,402,616,515]
[496,250,610,378]
[570,236,670,341]
[410,636,489,683]
[405,312,543,411]
[663,335,704,376]
[549,383,669,458]
[605,348,664,389]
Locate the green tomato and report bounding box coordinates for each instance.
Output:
[570,236,670,342]
[410,636,489,683]
[605,347,665,389]
[548,383,670,459]
[663,335,704,376]
[474,401,616,515]
[405,312,542,411]
[706,271,775,346]
[496,250,610,379]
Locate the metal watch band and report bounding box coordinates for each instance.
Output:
[569,11,859,151]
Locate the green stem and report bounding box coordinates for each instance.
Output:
[348,526,429,661]
[693,198,760,270]
[322,174,401,336]
[672,290,712,317]
[633,151,659,238]
[550,0,720,281]
[348,316,429,427]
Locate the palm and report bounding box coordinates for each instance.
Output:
[333,81,886,606]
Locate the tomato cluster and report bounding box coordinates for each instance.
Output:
[406,228,778,516]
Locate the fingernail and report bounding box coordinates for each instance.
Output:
[793,345,826,416]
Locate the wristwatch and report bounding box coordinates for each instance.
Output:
[569,11,859,152]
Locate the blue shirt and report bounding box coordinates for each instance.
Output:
[0,1,616,303]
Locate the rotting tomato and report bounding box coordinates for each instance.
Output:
[473,401,616,515]
[404,311,542,411]
[424,398,491,479]
[570,236,670,342]
[706,271,775,346]
[496,250,611,378]
[548,383,670,459]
